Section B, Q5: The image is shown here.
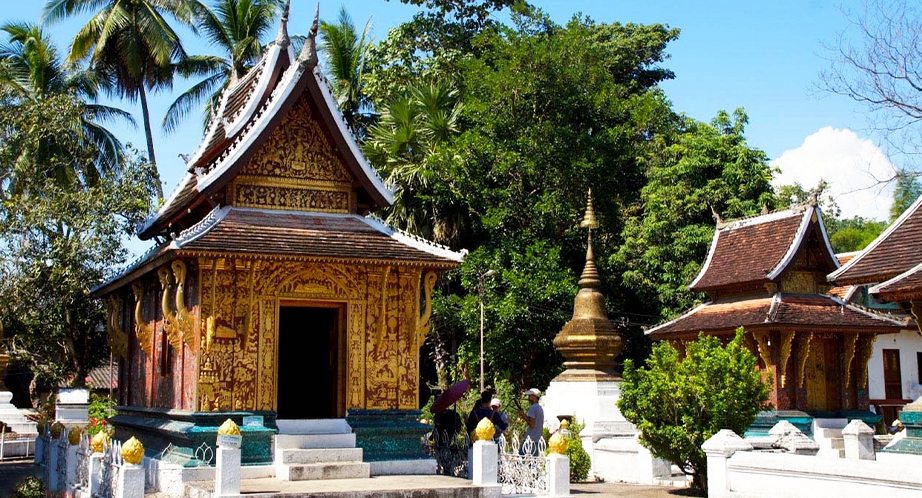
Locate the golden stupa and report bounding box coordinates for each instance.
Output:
[551,190,623,382]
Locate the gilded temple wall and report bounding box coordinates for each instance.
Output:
[195,259,431,412]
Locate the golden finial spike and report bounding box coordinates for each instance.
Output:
[580,189,599,230]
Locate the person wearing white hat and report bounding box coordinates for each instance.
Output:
[490,398,508,442]
[518,388,544,455]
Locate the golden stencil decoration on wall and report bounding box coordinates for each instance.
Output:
[841,332,859,388]
[132,282,154,357]
[398,269,422,409]
[277,264,361,299]
[856,335,875,389]
[778,331,795,388]
[348,302,366,409]
[795,332,814,388]
[257,298,276,411]
[366,267,398,409]
[158,267,182,350]
[172,261,196,349]
[233,183,351,213]
[417,272,437,346]
[782,271,816,294]
[241,96,353,184]
[106,296,128,359]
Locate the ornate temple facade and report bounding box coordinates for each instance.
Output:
[647,204,905,416]
[93,8,464,464]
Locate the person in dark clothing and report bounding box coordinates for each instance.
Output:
[466,390,508,436]
[433,408,464,440]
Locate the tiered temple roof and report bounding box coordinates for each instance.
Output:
[648,203,905,339]
[829,192,922,300]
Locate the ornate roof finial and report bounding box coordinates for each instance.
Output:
[710,204,723,224]
[580,189,600,230]
[275,0,291,48]
[761,203,770,215]
[297,3,321,69]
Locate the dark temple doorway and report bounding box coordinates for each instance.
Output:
[277,305,343,419]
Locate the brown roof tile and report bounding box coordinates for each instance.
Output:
[871,262,922,301]
[690,208,808,291]
[178,207,463,265]
[830,194,922,285]
[647,293,904,339]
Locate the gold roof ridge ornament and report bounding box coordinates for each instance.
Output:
[551,190,623,382]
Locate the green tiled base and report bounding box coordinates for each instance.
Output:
[745,410,813,437]
[346,409,432,461]
[884,406,922,454]
[111,406,278,466]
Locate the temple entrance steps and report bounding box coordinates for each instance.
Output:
[274,419,371,481]
[813,419,847,458]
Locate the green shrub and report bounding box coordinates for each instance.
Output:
[566,434,591,482]
[87,394,116,437]
[11,475,44,498]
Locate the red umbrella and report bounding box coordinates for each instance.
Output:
[431,380,471,413]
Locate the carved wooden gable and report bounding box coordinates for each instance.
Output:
[229,95,357,214]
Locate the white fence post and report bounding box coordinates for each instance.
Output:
[47,435,60,491]
[215,420,243,497]
[88,453,104,496]
[546,453,570,497]
[702,429,752,498]
[471,439,501,498]
[842,420,875,460]
[116,464,145,498]
[65,442,79,494]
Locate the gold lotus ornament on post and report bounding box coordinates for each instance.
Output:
[90,431,110,453]
[474,417,495,442]
[548,420,569,455]
[121,436,145,464]
[68,426,83,445]
[217,419,242,449]
[51,422,64,439]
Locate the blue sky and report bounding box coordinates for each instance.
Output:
[5,1,896,237]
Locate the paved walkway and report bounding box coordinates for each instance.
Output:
[571,481,701,497]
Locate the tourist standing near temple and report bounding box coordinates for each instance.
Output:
[519,388,544,455]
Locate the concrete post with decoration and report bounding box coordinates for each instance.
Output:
[546,422,570,497]
[117,437,146,498]
[471,418,501,497]
[702,430,753,498]
[87,432,110,497]
[215,419,243,497]
[47,423,64,491]
[842,419,876,460]
[64,427,82,494]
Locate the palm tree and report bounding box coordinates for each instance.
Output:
[0,21,134,192]
[319,7,372,136]
[364,80,467,245]
[163,0,284,133]
[43,0,205,198]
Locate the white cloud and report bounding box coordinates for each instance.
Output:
[771,127,895,221]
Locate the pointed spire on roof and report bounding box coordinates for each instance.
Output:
[297,3,321,69]
[761,203,770,215]
[580,188,600,230]
[710,204,724,224]
[275,0,291,48]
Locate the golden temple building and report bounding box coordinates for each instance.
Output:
[93,6,464,464]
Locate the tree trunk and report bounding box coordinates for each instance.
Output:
[139,86,164,199]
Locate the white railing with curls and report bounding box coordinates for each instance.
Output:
[497,432,548,495]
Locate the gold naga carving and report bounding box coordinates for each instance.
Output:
[911,300,922,336]
[778,331,795,388]
[752,331,773,368]
[131,282,154,357]
[795,332,814,388]
[841,332,859,388]
[171,261,196,349]
[856,334,875,389]
[417,272,437,345]
[106,296,128,359]
[158,267,182,350]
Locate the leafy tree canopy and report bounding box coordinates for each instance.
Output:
[618,329,772,493]
[0,92,157,387]
[613,109,775,320]
[890,168,922,222]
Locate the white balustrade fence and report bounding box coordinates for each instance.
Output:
[497,433,548,495]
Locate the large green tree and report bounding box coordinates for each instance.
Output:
[43,0,204,198]
[0,92,157,388]
[890,169,922,221]
[164,0,284,132]
[613,109,775,320]
[0,22,133,193]
[618,329,772,493]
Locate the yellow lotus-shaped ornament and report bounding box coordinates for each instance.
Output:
[51,422,64,439]
[68,426,83,445]
[121,436,144,464]
[548,430,567,455]
[474,417,495,441]
[90,431,110,453]
[37,419,47,434]
[217,419,241,436]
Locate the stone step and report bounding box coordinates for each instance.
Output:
[281,461,371,481]
[278,447,363,464]
[275,433,356,449]
[276,419,352,434]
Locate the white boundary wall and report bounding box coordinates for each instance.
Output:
[868,330,922,401]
